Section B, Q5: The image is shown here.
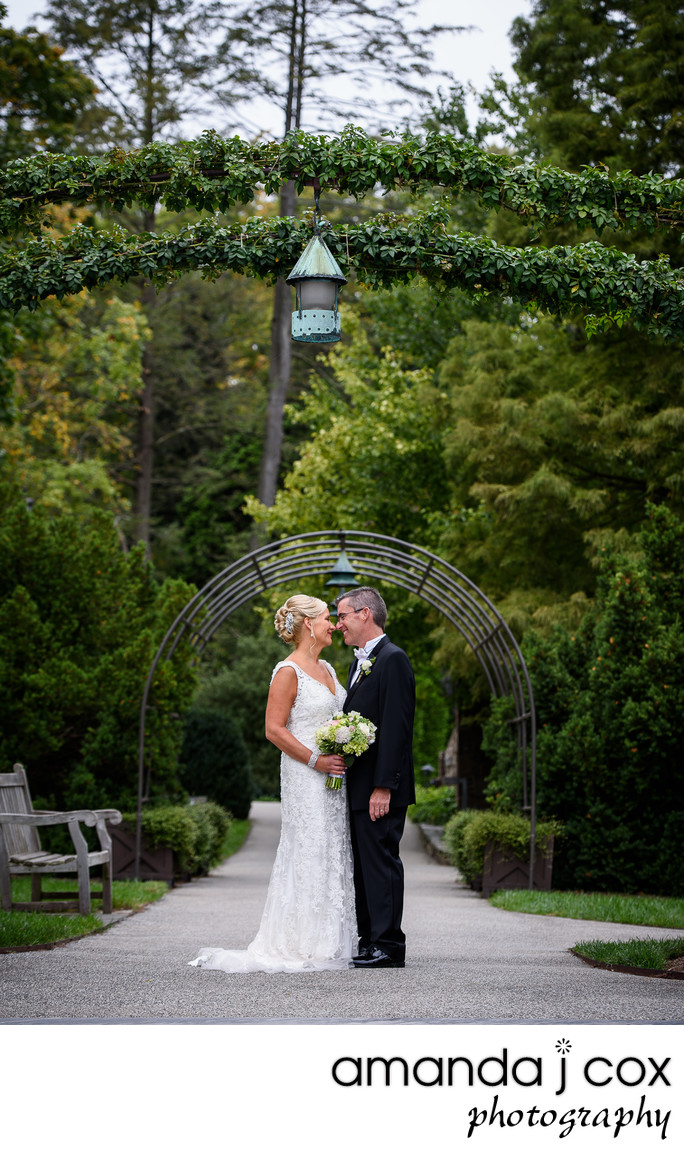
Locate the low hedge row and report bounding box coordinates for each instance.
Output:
[443,809,562,886]
[122,801,232,877]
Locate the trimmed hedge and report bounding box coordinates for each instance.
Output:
[482,504,684,895]
[179,707,253,820]
[443,809,562,886]
[121,801,231,876]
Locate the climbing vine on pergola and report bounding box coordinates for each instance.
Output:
[2,125,684,340]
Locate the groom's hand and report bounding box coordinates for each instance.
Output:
[369,787,391,821]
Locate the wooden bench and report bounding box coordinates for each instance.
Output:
[0,765,122,916]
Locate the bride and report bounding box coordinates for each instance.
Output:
[189,594,357,973]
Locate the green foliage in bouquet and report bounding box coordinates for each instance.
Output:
[315,710,377,791]
[315,711,377,759]
[443,809,561,886]
[179,706,253,820]
[482,504,684,895]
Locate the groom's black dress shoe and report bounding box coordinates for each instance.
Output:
[351,946,405,969]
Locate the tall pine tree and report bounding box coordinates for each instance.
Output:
[44,0,263,555]
[501,0,684,175]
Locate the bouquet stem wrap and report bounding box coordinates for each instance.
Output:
[325,755,354,790]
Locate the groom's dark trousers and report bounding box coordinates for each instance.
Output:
[344,634,416,963]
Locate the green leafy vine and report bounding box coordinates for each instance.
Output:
[2,127,684,338]
[1,202,682,342]
[1,126,684,237]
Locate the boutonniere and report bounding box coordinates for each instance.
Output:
[359,657,376,676]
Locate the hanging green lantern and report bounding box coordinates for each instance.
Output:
[325,549,360,615]
[287,195,347,343]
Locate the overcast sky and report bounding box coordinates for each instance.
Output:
[3,0,534,137]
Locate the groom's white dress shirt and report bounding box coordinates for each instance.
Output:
[352,633,384,683]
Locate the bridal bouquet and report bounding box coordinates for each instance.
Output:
[314,710,377,791]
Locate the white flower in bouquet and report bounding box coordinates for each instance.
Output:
[314,710,377,790]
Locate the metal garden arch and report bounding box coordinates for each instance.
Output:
[137,531,538,881]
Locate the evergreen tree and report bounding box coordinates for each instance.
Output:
[494,0,684,175]
[246,314,450,544]
[0,4,98,420]
[437,313,684,622]
[42,0,461,555]
[43,0,263,556]
[45,0,255,149]
[483,504,684,895]
[0,479,197,810]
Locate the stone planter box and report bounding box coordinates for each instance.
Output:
[480,835,555,897]
[110,822,175,885]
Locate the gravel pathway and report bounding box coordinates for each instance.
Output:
[1,801,682,1022]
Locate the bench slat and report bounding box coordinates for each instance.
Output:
[11,900,101,913]
[10,852,65,864]
[9,852,109,873]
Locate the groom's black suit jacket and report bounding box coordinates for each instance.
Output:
[343,634,416,812]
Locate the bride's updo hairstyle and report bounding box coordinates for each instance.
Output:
[274,595,327,645]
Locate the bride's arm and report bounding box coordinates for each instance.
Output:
[265,668,346,775]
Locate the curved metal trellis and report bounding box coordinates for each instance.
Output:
[137,531,537,882]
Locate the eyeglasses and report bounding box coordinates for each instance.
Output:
[337,607,366,622]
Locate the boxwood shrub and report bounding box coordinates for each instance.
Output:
[443,809,562,886]
[122,801,231,876]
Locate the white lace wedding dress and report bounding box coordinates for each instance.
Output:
[189,659,357,973]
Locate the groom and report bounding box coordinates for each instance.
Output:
[335,586,415,968]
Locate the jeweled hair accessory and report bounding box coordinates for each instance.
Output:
[285,610,295,634]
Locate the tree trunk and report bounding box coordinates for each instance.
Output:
[255,4,305,516]
[133,22,158,558]
[256,178,296,509]
[134,210,157,558]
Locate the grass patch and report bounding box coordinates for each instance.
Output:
[0,909,103,948]
[489,889,684,929]
[1,825,251,950]
[573,937,684,971]
[222,818,250,860]
[1,877,169,948]
[9,876,168,911]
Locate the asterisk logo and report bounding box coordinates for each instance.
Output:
[556,1039,572,1054]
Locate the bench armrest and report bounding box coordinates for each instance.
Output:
[90,809,122,851]
[92,810,123,825]
[0,809,120,828]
